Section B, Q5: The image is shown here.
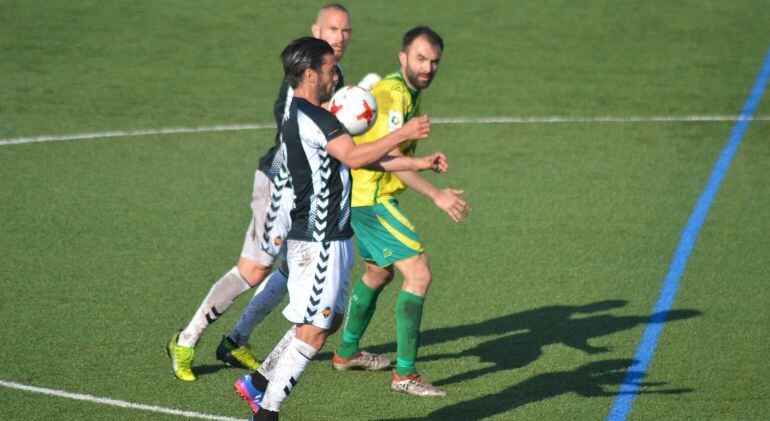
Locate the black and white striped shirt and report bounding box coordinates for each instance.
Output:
[258,64,344,183]
[283,97,352,242]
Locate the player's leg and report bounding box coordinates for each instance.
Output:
[245,307,343,389]
[334,201,425,372]
[390,252,445,396]
[363,200,443,396]
[178,258,270,349]
[393,252,431,377]
[236,239,353,417]
[333,261,393,370]
[226,260,289,347]
[219,182,295,368]
[168,260,270,381]
[167,171,276,381]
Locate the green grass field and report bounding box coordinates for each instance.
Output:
[1,1,768,419]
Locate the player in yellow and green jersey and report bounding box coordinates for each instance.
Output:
[332,26,471,397]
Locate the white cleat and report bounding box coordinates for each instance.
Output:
[332,350,391,371]
[389,372,446,397]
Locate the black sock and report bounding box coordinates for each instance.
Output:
[250,371,269,391]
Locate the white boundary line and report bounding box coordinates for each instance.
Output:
[1,115,769,146]
[0,379,242,420]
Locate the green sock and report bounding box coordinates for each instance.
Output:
[395,290,425,377]
[337,279,382,358]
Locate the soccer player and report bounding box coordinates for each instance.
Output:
[166,3,352,382]
[234,36,447,420]
[331,26,469,397]
[221,3,354,358]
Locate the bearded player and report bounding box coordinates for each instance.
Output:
[331,26,470,397]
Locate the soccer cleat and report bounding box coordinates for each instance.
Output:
[389,372,446,397]
[216,336,261,370]
[332,350,391,371]
[234,374,265,414]
[166,332,197,381]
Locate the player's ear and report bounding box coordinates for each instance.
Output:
[304,68,317,85]
[398,51,407,69]
[311,23,321,39]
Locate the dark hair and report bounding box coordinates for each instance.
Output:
[402,26,444,52]
[320,3,349,15]
[281,37,334,89]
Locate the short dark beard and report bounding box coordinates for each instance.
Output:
[317,81,333,104]
[404,65,432,90]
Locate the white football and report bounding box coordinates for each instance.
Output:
[328,85,378,136]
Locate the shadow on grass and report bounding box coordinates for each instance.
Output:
[319,300,700,377]
[425,307,700,386]
[381,358,693,420]
[193,364,235,376]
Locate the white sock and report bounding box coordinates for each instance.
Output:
[228,268,289,346]
[178,267,251,347]
[257,325,297,381]
[260,337,318,412]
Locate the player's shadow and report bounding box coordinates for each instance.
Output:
[192,364,232,376]
[318,300,701,386]
[424,307,700,386]
[381,358,693,421]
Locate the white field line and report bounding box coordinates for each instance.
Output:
[1,115,769,146]
[0,379,242,421]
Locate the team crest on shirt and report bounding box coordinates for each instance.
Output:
[388,111,403,132]
[382,248,393,259]
[273,236,282,246]
[323,307,332,317]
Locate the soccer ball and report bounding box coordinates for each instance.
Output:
[328,86,378,136]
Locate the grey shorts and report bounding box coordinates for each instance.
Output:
[240,170,293,266]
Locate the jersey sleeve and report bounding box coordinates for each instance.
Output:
[301,107,348,149]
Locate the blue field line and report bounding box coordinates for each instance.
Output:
[606,45,770,421]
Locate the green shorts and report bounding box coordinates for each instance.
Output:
[351,200,424,267]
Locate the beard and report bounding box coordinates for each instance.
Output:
[404,65,434,90]
[317,81,334,104]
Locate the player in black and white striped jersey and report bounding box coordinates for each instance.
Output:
[166,4,352,382]
[234,37,447,420]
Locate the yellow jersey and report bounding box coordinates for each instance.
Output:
[351,71,422,207]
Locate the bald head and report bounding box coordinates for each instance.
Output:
[312,4,352,61]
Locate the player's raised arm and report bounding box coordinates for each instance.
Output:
[324,115,430,169]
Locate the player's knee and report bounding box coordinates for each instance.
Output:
[411,269,433,288]
[363,264,394,289]
[237,258,272,286]
[296,324,328,350]
[402,259,432,294]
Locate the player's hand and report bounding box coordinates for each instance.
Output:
[433,188,470,222]
[400,115,430,141]
[415,152,448,173]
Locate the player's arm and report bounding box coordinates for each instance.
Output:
[391,149,470,222]
[324,116,430,169]
[371,151,448,173]
[325,132,444,172]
